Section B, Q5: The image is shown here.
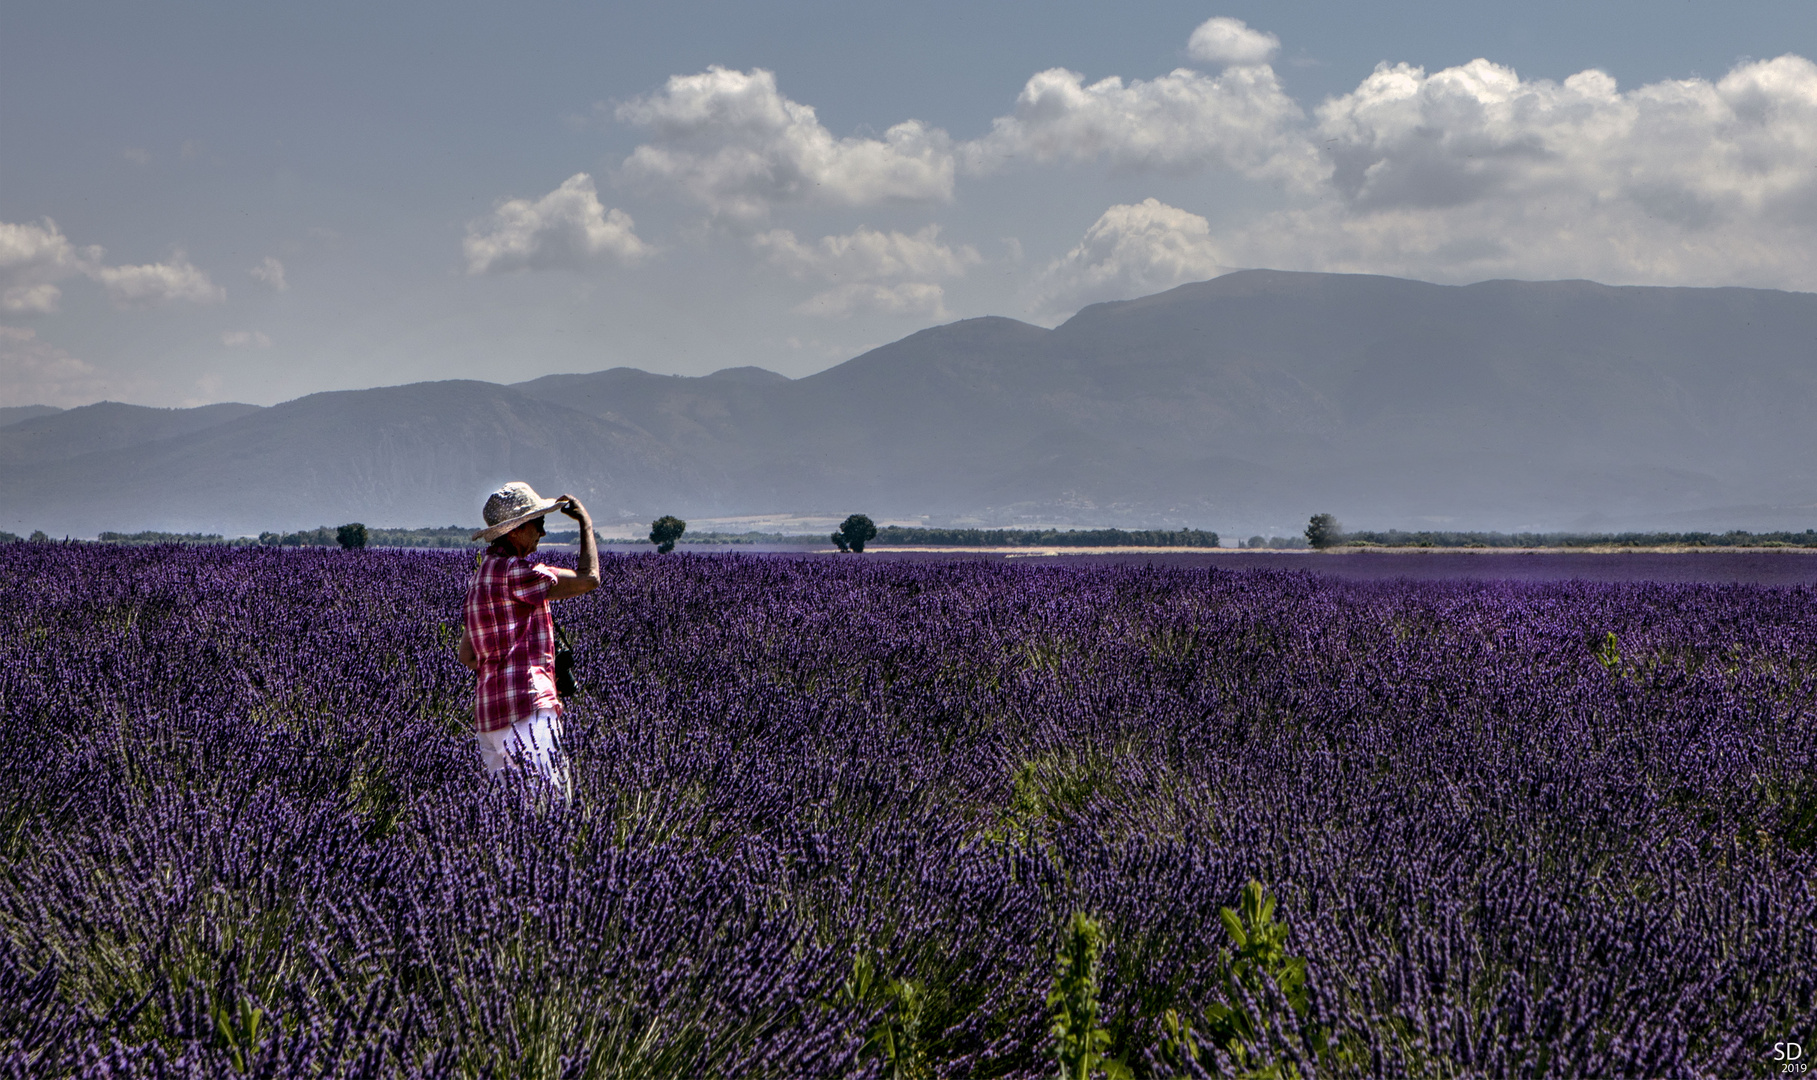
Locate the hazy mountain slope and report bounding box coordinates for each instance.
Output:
[1052,272,1817,467]
[510,366,788,453]
[511,318,1072,511]
[0,401,264,468]
[4,382,716,536]
[1029,273,1817,524]
[394,272,1817,529]
[0,405,61,429]
[696,271,1817,527]
[7,271,1817,536]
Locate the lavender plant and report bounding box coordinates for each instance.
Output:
[0,544,1812,1077]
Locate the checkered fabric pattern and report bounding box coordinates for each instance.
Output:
[464,552,562,733]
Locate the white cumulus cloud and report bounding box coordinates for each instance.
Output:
[753,225,979,282]
[2,283,64,316]
[589,24,1817,296]
[1033,199,1233,315]
[616,66,955,219]
[465,173,650,274]
[91,251,224,307]
[1187,17,1280,68]
[221,330,273,349]
[961,18,1817,293]
[1316,55,1817,220]
[1030,44,1817,305]
[961,62,1318,187]
[250,256,288,292]
[793,282,949,320]
[0,324,108,407]
[1217,53,1817,288]
[0,219,98,314]
[0,219,225,310]
[752,225,979,320]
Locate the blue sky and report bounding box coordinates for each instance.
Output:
[4,0,1814,408]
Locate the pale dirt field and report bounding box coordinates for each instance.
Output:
[576,543,1817,556]
[545,542,1817,583]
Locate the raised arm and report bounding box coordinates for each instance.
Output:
[547,495,600,600]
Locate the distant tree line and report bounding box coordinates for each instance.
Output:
[1343,528,1817,548]
[871,526,1222,548]
[256,526,480,548]
[1301,515,1817,549]
[59,521,1817,552]
[60,524,1226,548]
[641,531,800,545]
[554,522,1227,549]
[99,531,260,546]
[85,526,480,549]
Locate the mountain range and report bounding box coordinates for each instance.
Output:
[6,269,1816,538]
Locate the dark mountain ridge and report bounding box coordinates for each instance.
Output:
[5,270,1815,536]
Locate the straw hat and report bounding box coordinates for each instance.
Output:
[472,481,564,542]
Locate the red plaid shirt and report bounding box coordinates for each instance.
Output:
[464,552,562,733]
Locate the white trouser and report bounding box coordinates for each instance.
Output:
[477,709,569,796]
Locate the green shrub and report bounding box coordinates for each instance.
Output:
[1305,514,1341,549]
[1049,912,1129,1080]
[649,515,687,554]
[834,514,878,553]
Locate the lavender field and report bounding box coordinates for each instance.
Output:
[3,544,1814,1078]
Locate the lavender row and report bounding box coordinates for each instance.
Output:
[1,544,1812,1077]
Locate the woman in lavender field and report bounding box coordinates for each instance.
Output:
[457,481,598,795]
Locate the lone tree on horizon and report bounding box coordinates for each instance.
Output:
[831,514,878,553]
[1305,513,1341,550]
[336,523,368,550]
[649,515,686,554]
